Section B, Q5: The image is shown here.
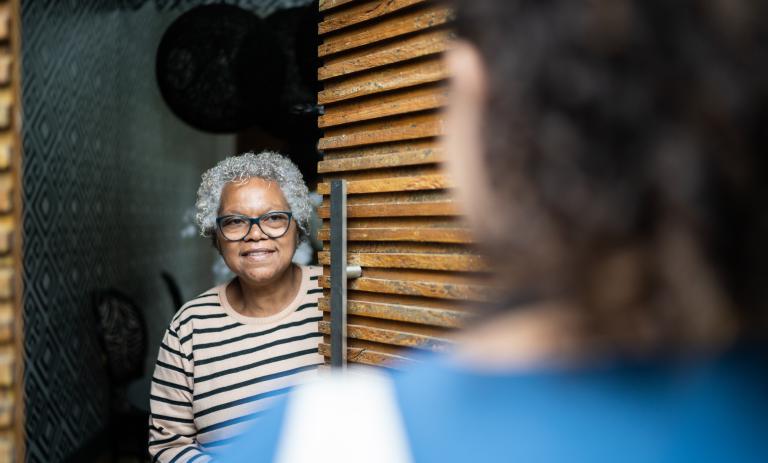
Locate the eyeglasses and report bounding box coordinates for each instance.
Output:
[216,211,293,241]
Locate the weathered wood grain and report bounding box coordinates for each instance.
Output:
[0,348,12,387]
[319,297,469,327]
[0,6,8,43]
[321,139,438,160]
[318,226,471,243]
[319,0,356,12]
[318,200,458,218]
[319,342,413,367]
[0,304,11,343]
[320,84,447,128]
[319,112,443,150]
[317,173,451,194]
[318,251,487,272]
[336,241,470,254]
[319,57,446,104]
[319,29,452,80]
[319,5,452,57]
[319,0,426,35]
[320,321,452,351]
[319,275,489,300]
[318,146,442,173]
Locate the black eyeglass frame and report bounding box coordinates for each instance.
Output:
[215,211,294,241]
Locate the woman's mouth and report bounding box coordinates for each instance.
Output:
[241,249,275,261]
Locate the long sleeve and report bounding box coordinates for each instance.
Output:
[148,327,211,463]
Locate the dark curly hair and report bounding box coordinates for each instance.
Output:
[452,0,768,352]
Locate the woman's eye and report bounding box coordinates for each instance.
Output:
[226,218,247,226]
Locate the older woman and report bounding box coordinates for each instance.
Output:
[148,151,324,462]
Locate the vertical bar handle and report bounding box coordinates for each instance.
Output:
[330,179,347,369]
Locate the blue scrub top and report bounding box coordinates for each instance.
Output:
[221,344,768,463]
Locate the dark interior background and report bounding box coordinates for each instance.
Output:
[20,0,318,461]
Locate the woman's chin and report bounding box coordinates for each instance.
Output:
[237,264,291,287]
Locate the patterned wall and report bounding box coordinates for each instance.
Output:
[20,1,234,461]
[118,0,313,17]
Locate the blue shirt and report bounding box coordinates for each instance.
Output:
[221,346,768,462]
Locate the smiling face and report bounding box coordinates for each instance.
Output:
[216,177,298,288]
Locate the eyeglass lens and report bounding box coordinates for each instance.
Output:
[219,212,291,240]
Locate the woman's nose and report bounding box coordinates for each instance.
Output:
[244,222,268,241]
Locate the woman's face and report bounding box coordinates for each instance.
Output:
[216,177,298,288]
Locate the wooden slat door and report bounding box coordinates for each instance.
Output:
[317,0,484,367]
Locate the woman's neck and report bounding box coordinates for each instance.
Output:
[227,265,302,318]
[452,302,593,371]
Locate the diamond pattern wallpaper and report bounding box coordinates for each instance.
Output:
[20,1,234,461]
[119,0,314,17]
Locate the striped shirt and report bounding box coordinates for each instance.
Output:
[148,265,325,463]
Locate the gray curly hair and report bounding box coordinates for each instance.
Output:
[195,151,313,241]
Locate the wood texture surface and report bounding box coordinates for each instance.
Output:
[319,297,468,328]
[318,200,459,219]
[319,83,447,128]
[319,0,426,35]
[317,173,451,194]
[319,275,488,301]
[319,56,446,105]
[319,0,357,12]
[318,251,486,272]
[318,146,442,173]
[318,5,452,57]
[317,1,487,367]
[320,321,452,351]
[318,28,451,80]
[0,1,21,457]
[318,343,413,367]
[318,227,472,243]
[319,112,444,150]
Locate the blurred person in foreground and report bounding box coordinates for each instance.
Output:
[148,152,324,462]
[222,1,768,462]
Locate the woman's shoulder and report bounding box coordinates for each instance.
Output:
[168,285,226,333]
[303,264,322,281]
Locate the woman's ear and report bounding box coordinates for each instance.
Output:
[444,40,493,228]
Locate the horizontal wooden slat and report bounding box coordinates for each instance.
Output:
[319,57,447,105]
[319,0,356,12]
[318,174,451,194]
[0,390,12,428]
[319,112,443,150]
[319,226,472,243]
[0,55,11,87]
[0,269,12,300]
[0,304,12,343]
[320,84,447,128]
[319,29,452,80]
[318,200,458,218]
[319,343,413,367]
[322,138,438,159]
[319,275,488,300]
[318,147,442,173]
[0,348,12,387]
[320,321,452,351]
[319,5,452,57]
[0,144,11,171]
[318,251,486,272]
[335,241,468,254]
[320,297,468,328]
[0,6,9,43]
[319,0,426,35]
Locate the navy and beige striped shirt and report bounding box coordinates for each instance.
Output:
[148,265,324,463]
